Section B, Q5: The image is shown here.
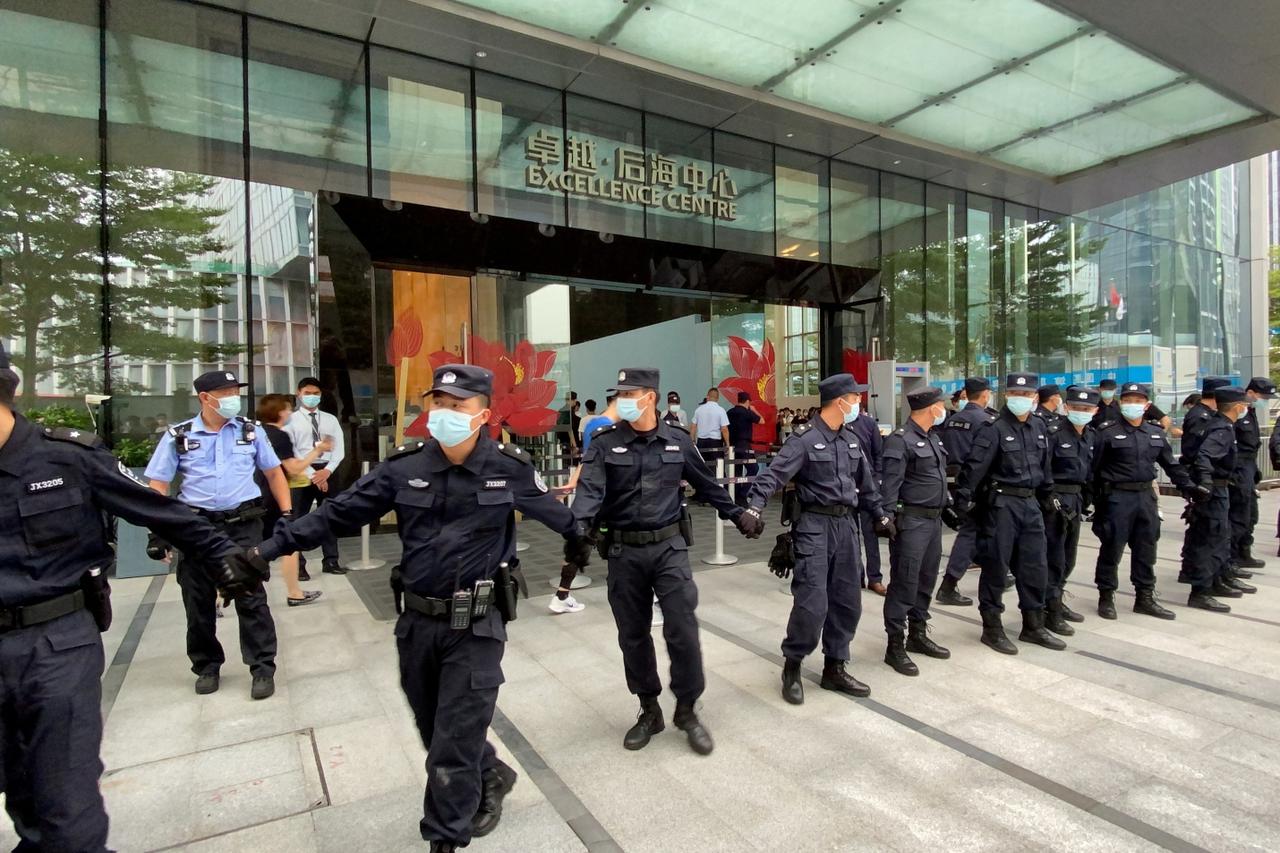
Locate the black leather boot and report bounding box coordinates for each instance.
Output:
[781,658,804,705]
[980,610,1017,655]
[906,620,950,659]
[1133,588,1176,620]
[623,696,665,750]
[1212,577,1244,599]
[1059,598,1085,623]
[1225,575,1257,594]
[1097,589,1117,620]
[820,658,871,697]
[1018,609,1066,650]
[472,762,518,837]
[935,576,973,606]
[884,632,918,676]
[429,842,457,853]
[1188,591,1231,612]
[1044,597,1075,636]
[1238,548,1265,569]
[673,703,714,755]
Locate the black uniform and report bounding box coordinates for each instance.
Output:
[747,418,882,662]
[941,402,996,581]
[881,419,948,632]
[572,419,742,706]
[1045,420,1093,602]
[1036,406,1064,432]
[847,412,884,585]
[0,414,237,852]
[261,432,576,846]
[1229,405,1262,563]
[957,408,1053,614]
[1093,398,1166,430]
[1092,419,1190,592]
[1180,413,1237,593]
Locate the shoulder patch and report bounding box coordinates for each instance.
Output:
[497,443,532,466]
[42,426,102,449]
[947,420,970,430]
[388,441,426,460]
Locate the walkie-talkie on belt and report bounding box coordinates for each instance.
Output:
[450,589,473,630]
[472,580,494,618]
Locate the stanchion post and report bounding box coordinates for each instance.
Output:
[347,461,387,570]
[702,455,738,566]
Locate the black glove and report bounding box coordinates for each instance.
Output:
[1186,484,1213,504]
[146,532,169,561]
[873,515,897,541]
[1038,494,1063,516]
[768,532,794,578]
[1180,501,1195,524]
[1081,501,1094,523]
[563,536,593,569]
[216,548,270,603]
[735,507,765,539]
[940,506,960,531]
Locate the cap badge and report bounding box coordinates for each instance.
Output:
[441,372,457,384]
[225,372,234,381]
[618,370,626,382]
[1015,378,1026,386]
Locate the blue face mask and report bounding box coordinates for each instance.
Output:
[428,408,481,447]
[213,395,241,419]
[1005,396,1034,417]
[1120,403,1146,421]
[932,408,947,427]
[1067,410,1093,426]
[617,396,648,423]
[1100,390,1115,402]
[840,399,860,424]
[300,394,321,409]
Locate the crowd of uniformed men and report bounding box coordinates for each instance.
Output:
[1,335,1276,851]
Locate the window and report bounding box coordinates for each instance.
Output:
[783,306,820,396]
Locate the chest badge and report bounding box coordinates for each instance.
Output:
[611,446,628,454]
[1061,443,1071,449]
[814,443,826,450]
[1004,436,1015,442]
[26,477,65,493]
[665,445,680,452]
[407,479,429,489]
[484,480,508,489]
[850,442,858,448]
[916,441,925,447]
[1114,435,1127,441]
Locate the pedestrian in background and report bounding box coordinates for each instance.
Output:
[692,387,729,462]
[286,377,347,577]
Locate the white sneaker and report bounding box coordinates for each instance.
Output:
[549,594,585,614]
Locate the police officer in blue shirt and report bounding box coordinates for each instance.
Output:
[1042,387,1098,634]
[0,345,261,852]
[746,373,893,703]
[145,370,289,700]
[936,377,997,606]
[573,368,760,756]
[957,372,1064,654]
[880,387,951,677]
[254,364,588,853]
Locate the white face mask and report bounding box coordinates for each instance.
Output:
[669,404,681,413]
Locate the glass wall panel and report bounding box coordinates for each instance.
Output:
[713,131,773,256]
[475,72,565,227]
[831,162,879,270]
[966,195,996,381]
[775,148,828,262]
[644,115,713,248]
[369,48,470,210]
[1001,203,1030,374]
[0,0,104,409]
[247,20,367,195]
[881,174,925,363]
[924,184,963,382]
[564,96,644,238]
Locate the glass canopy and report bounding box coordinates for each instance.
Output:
[454,0,1258,177]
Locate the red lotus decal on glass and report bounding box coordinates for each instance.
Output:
[717,336,776,448]
[842,348,872,384]
[409,335,560,439]
[386,309,424,364]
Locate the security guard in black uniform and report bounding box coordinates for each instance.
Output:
[937,377,997,606]
[881,387,951,677]
[746,373,893,702]
[1042,387,1098,634]
[1181,385,1256,612]
[0,343,261,852]
[1091,379,1120,428]
[255,365,590,852]
[1035,384,1064,430]
[957,372,1064,654]
[572,368,762,756]
[1230,377,1275,569]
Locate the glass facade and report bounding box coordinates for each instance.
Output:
[0,0,1261,460]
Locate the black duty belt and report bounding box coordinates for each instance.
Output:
[0,590,85,633]
[1051,483,1083,495]
[1212,478,1231,488]
[801,503,856,517]
[1109,481,1152,492]
[196,499,266,524]
[616,523,682,546]
[991,484,1034,498]
[898,504,943,519]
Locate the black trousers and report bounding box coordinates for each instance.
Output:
[0,610,108,852]
[943,512,979,581]
[785,512,862,662]
[1093,488,1159,593]
[975,496,1048,614]
[859,508,884,583]
[1181,488,1232,594]
[695,438,725,463]
[605,538,704,704]
[292,481,340,564]
[1229,461,1259,559]
[397,609,507,846]
[174,515,277,677]
[1044,493,1082,600]
[732,448,758,508]
[884,513,942,633]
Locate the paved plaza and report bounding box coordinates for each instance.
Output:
[9,492,1280,852]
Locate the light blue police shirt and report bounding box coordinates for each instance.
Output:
[144,414,282,511]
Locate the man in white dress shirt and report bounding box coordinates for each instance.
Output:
[285,377,347,575]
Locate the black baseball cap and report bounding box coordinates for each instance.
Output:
[963,377,989,396]
[430,364,493,399]
[1246,377,1276,398]
[194,370,248,393]
[1037,384,1061,401]
[614,368,659,392]
[1216,386,1247,406]
[1201,376,1232,398]
[1098,379,1118,390]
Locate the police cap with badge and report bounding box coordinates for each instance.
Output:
[1215,386,1247,406]
[1065,387,1101,407]
[1119,382,1150,400]
[613,367,660,392]
[1005,372,1038,390]
[819,373,867,403]
[1200,376,1232,399]
[193,370,248,393]
[431,363,493,399]
[1246,377,1276,398]
[907,387,942,410]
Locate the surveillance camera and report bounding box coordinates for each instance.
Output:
[84,394,111,406]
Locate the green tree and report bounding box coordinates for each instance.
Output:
[0,149,238,404]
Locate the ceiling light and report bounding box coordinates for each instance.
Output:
[785,132,794,138]
[780,243,800,254]
[807,251,820,258]
[474,50,487,58]
[892,159,901,165]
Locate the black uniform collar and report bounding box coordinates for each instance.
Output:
[999,408,1033,428]
[811,416,841,443]
[0,413,36,476]
[422,434,496,474]
[616,419,673,443]
[962,402,984,412]
[904,419,931,440]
